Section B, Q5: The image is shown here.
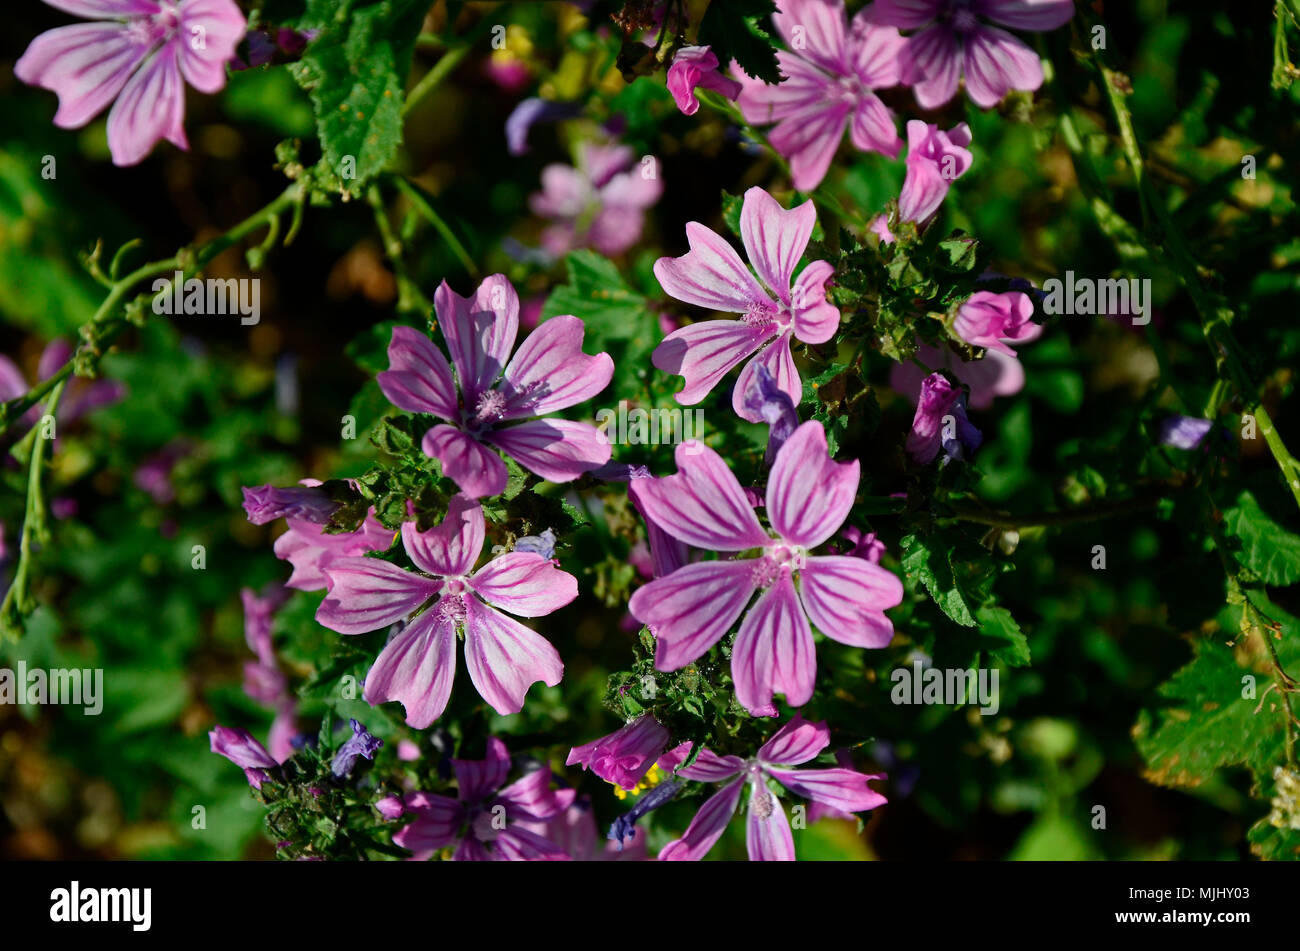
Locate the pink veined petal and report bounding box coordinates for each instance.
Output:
[737,52,836,125]
[579,141,634,188]
[628,560,758,670]
[177,0,247,94]
[849,92,902,158]
[848,19,908,87]
[658,778,744,861]
[799,555,903,647]
[462,598,563,715]
[906,24,963,109]
[392,794,463,853]
[864,0,945,29]
[434,275,519,405]
[421,424,508,499]
[962,25,1044,108]
[378,325,460,419]
[768,100,852,192]
[493,826,572,860]
[739,186,816,304]
[746,779,795,861]
[975,0,1076,31]
[652,319,771,407]
[497,768,575,822]
[765,765,888,814]
[401,493,484,577]
[497,315,613,419]
[732,571,816,716]
[362,610,458,729]
[627,441,768,550]
[731,332,800,424]
[772,0,849,74]
[468,552,578,617]
[766,421,859,548]
[657,742,746,782]
[757,714,831,766]
[898,158,949,224]
[14,22,150,129]
[105,38,188,166]
[453,737,511,803]
[666,46,715,115]
[316,557,439,635]
[41,0,162,16]
[484,418,611,484]
[452,837,493,861]
[791,260,840,344]
[653,221,770,313]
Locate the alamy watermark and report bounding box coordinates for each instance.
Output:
[597,400,704,451]
[0,663,103,715]
[890,660,1000,715]
[1041,270,1151,326]
[151,272,261,325]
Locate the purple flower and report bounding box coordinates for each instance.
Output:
[209,725,278,789]
[906,372,982,464]
[378,274,614,499]
[1157,415,1214,451]
[898,120,973,225]
[513,528,557,560]
[16,0,247,166]
[628,421,904,716]
[529,143,663,257]
[735,0,906,191]
[951,290,1040,356]
[666,45,742,116]
[841,526,886,563]
[331,719,383,778]
[273,509,395,591]
[520,797,648,860]
[317,495,576,727]
[608,778,682,847]
[241,483,338,526]
[0,339,124,444]
[892,339,1026,409]
[393,738,575,861]
[657,715,886,861]
[742,362,800,464]
[567,715,671,790]
[869,0,1075,109]
[505,97,583,156]
[653,186,839,423]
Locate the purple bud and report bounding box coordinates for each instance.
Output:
[241,484,339,525]
[331,719,383,778]
[514,528,557,560]
[1157,414,1214,451]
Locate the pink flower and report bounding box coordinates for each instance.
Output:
[16,0,247,167]
[567,716,671,790]
[891,340,1026,409]
[393,738,575,861]
[0,338,124,444]
[378,274,614,499]
[272,509,395,591]
[529,143,663,256]
[209,725,278,789]
[652,186,839,422]
[666,45,742,115]
[317,495,576,728]
[628,421,904,716]
[657,715,886,861]
[906,372,982,464]
[898,120,973,225]
[517,799,648,861]
[736,0,906,191]
[869,0,1075,109]
[951,290,1040,356]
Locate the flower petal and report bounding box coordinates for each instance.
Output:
[799,555,902,647]
[105,39,188,166]
[658,742,746,782]
[14,22,148,129]
[497,315,613,418]
[732,572,816,715]
[628,441,768,550]
[628,560,758,670]
[468,552,578,617]
[905,24,962,109]
[772,0,849,73]
[791,260,840,344]
[434,275,519,404]
[484,418,611,483]
[463,598,563,715]
[422,424,508,499]
[757,714,831,766]
[177,0,246,94]
[652,319,770,407]
[497,767,575,822]
[963,25,1044,108]
[765,766,888,814]
[731,333,800,424]
[362,611,458,729]
[453,737,511,803]
[658,779,743,861]
[378,325,460,419]
[392,793,463,854]
[401,493,484,576]
[739,186,816,303]
[766,421,858,548]
[653,221,769,313]
[746,780,795,860]
[976,0,1076,31]
[768,101,851,192]
[316,557,439,635]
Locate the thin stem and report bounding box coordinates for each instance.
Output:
[391,176,481,280]
[403,16,498,118]
[367,183,434,316]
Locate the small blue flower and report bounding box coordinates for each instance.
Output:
[331,719,383,778]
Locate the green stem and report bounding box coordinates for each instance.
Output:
[391,176,481,280]
[367,183,434,316]
[403,16,499,118]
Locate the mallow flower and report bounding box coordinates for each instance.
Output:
[657,715,886,860]
[628,421,904,716]
[330,719,383,779]
[898,120,973,226]
[868,0,1076,108]
[241,482,338,525]
[735,0,906,190]
[666,45,742,115]
[653,186,840,423]
[906,372,982,464]
[317,494,576,728]
[529,143,663,257]
[16,0,248,166]
[392,737,574,861]
[891,339,1026,410]
[567,715,671,791]
[378,274,613,499]
[272,509,395,591]
[209,725,279,789]
[951,290,1040,356]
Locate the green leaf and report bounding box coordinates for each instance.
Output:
[290,0,427,195]
[697,0,782,84]
[977,605,1031,667]
[1222,490,1300,586]
[900,532,979,627]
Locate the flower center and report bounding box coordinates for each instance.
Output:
[947,1,980,33]
[471,389,508,428]
[437,592,467,625]
[750,543,805,588]
[742,299,790,333]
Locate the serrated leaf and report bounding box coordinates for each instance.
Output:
[900,532,978,627]
[976,605,1030,667]
[698,0,782,84]
[1223,490,1300,586]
